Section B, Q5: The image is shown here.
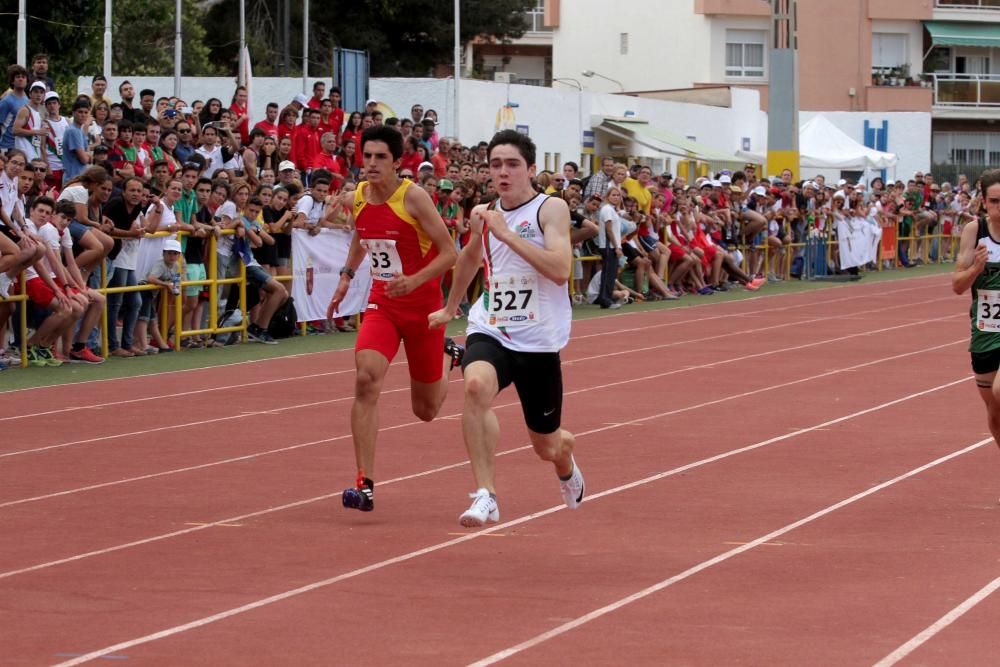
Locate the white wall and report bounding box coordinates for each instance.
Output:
[799,111,932,184]
[550,0,711,93]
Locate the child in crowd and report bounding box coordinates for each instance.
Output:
[137,239,183,353]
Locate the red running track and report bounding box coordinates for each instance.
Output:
[2,273,998,665]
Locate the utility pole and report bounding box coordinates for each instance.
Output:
[766,0,799,180]
[282,0,291,76]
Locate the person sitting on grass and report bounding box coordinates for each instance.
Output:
[585,268,646,307]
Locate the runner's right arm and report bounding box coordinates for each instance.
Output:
[429,205,486,328]
[953,220,988,295]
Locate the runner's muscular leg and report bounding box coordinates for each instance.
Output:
[979,370,1000,451]
[409,349,455,421]
[528,428,575,478]
[462,360,501,493]
[351,349,391,477]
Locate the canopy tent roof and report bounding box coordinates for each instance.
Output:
[739,115,898,170]
[598,119,742,165]
[925,21,1000,49]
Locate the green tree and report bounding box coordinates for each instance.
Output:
[0,1,103,99]
[0,0,220,99]
[204,0,535,78]
[112,0,221,77]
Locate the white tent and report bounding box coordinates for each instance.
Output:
[740,114,898,170]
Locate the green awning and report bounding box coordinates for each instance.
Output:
[925,21,1000,48]
[601,120,740,163]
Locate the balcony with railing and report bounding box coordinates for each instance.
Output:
[932,73,1000,107]
[936,0,1000,8]
[934,0,1000,22]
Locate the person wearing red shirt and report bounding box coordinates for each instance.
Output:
[349,114,374,169]
[399,136,423,176]
[277,105,297,144]
[326,125,461,514]
[318,98,339,141]
[342,111,363,160]
[229,85,250,145]
[253,102,280,138]
[290,109,322,176]
[430,137,450,178]
[307,81,325,110]
[336,138,357,178]
[312,131,345,187]
[328,87,345,137]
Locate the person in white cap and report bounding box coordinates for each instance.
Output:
[141,237,185,352]
[277,159,297,186]
[291,93,310,110]
[12,81,48,162]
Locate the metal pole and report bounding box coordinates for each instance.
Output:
[282,0,291,77]
[302,0,309,93]
[17,0,27,67]
[174,0,182,97]
[238,0,246,84]
[454,0,461,140]
[104,0,113,77]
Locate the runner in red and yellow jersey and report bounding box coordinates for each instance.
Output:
[327,125,462,513]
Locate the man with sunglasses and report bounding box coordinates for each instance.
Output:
[173,121,196,164]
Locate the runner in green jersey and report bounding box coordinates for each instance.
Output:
[954,169,1000,462]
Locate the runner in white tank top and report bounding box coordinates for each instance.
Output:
[465,192,572,352]
[430,130,585,527]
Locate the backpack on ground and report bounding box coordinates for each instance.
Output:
[268,297,298,339]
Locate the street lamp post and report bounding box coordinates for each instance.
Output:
[581,70,624,92]
[553,77,582,90]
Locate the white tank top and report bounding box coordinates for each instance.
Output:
[45,116,68,170]
[13,106,42,159]
[467,193,571,353]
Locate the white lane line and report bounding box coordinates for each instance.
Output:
[873,576,1000,667]
[0,347,966,581]
[0,336,963,511]
[0,303,963,510]
[0,298,958,460]
[0,366,361,422]
[468,436,994,667]
[568,279,948,342]
[0,272,951,405]
[49,389,982,667]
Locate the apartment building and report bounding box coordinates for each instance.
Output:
[462,0,553,86]
[547,0,1000,179]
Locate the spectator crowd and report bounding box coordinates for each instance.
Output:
[0,54,984,370]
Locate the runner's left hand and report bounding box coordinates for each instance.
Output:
[427,307,453,329]
[385,272,414,297]
[482,210,512,242]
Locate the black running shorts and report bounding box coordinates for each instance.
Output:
[462,333,563,434]
[971,348,1000,386]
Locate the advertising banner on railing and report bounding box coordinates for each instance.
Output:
[837,217,883,270]
[291,228,371,321]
